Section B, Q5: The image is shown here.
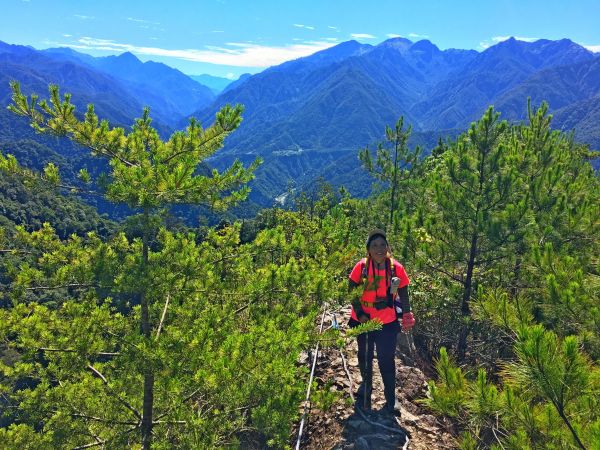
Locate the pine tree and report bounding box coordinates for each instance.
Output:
[424,107,528,359]
[5,82,260,449]
[358,116,421,228]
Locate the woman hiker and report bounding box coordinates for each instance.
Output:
[348,229,415,415]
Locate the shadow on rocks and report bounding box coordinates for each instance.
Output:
[332,409,409,450]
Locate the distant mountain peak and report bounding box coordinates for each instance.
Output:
[310,39,372,58]
[378,36,413,51]
[410,39,440,53]
[268,39,372,74]
[486,36,592,60]
[382,36,413,44]
[117,51,140,63]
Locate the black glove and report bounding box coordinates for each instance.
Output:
[352,298,370,322]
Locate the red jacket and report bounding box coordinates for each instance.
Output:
[349,257,410,324]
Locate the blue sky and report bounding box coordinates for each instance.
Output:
[1,0,599,79]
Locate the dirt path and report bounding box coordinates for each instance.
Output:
[296,307,457,450]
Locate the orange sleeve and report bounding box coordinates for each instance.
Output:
[349,258,365,284]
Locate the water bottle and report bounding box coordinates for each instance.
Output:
[390,277,402,316]
[390,277,400,296]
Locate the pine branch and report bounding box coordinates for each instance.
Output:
[423,261,465,284]
[159,128,228,165]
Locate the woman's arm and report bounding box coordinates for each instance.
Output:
[349,279,369,322]
[398,286,411,313]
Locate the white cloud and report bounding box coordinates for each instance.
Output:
[127,17,160,25]
[324,37,339,42]
[225,72,235,80]
[74,14,94,20]
[479,42,490,49]
[328,26,340,32]
[293,23,314,30]
[386,33,402,38]
[492,35,539,43]
[583,44,600,52]
[211,30,224,33]
[350,33,376,39]
[63,36,338,67]
[408,32,429,39]
[63,34,72,37]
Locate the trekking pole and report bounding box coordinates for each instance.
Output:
[364,331,369,409]
[295,309,327,450]
[391,277,416,355]
[404,330,416,355]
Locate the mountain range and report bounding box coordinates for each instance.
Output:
[0,42,214,130]
[0,37,598,210]
[189,37,598,202]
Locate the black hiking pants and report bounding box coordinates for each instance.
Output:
[352,320,400,409]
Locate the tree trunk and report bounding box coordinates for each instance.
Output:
[389,135,399,227]
[141,209,153,449]
[142,372,155,450]
[457,231,478,360]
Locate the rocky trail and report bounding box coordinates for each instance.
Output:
[294,307,458,450]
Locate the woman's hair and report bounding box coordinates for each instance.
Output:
[365,228,387,248]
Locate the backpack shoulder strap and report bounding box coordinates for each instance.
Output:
[361,257,370,282]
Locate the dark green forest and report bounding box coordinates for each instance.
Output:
[0,83,598,449]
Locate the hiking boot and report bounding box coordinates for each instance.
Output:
[381,399,402,417]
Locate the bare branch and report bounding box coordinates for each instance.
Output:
[87,364,142,421]
[153,420,187,425]
[423,261,465,284]
[70,413,137,426]
[39,348,119,357]
[72,440,106,450]
[25,283,98,291]
[154,388,206,422]
[0,249,36,254]
[155,293,171,340]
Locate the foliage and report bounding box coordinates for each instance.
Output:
[2,80,599,449]
[424,347,467,418]
[1,82,276,449]
[425,326,599,449]
[0,154,116,240]
[358,116,422,226]
[370,104,599,449]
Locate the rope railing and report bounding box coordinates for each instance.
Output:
[295,309,327,450]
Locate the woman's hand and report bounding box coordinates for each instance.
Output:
[401,312,415,331]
